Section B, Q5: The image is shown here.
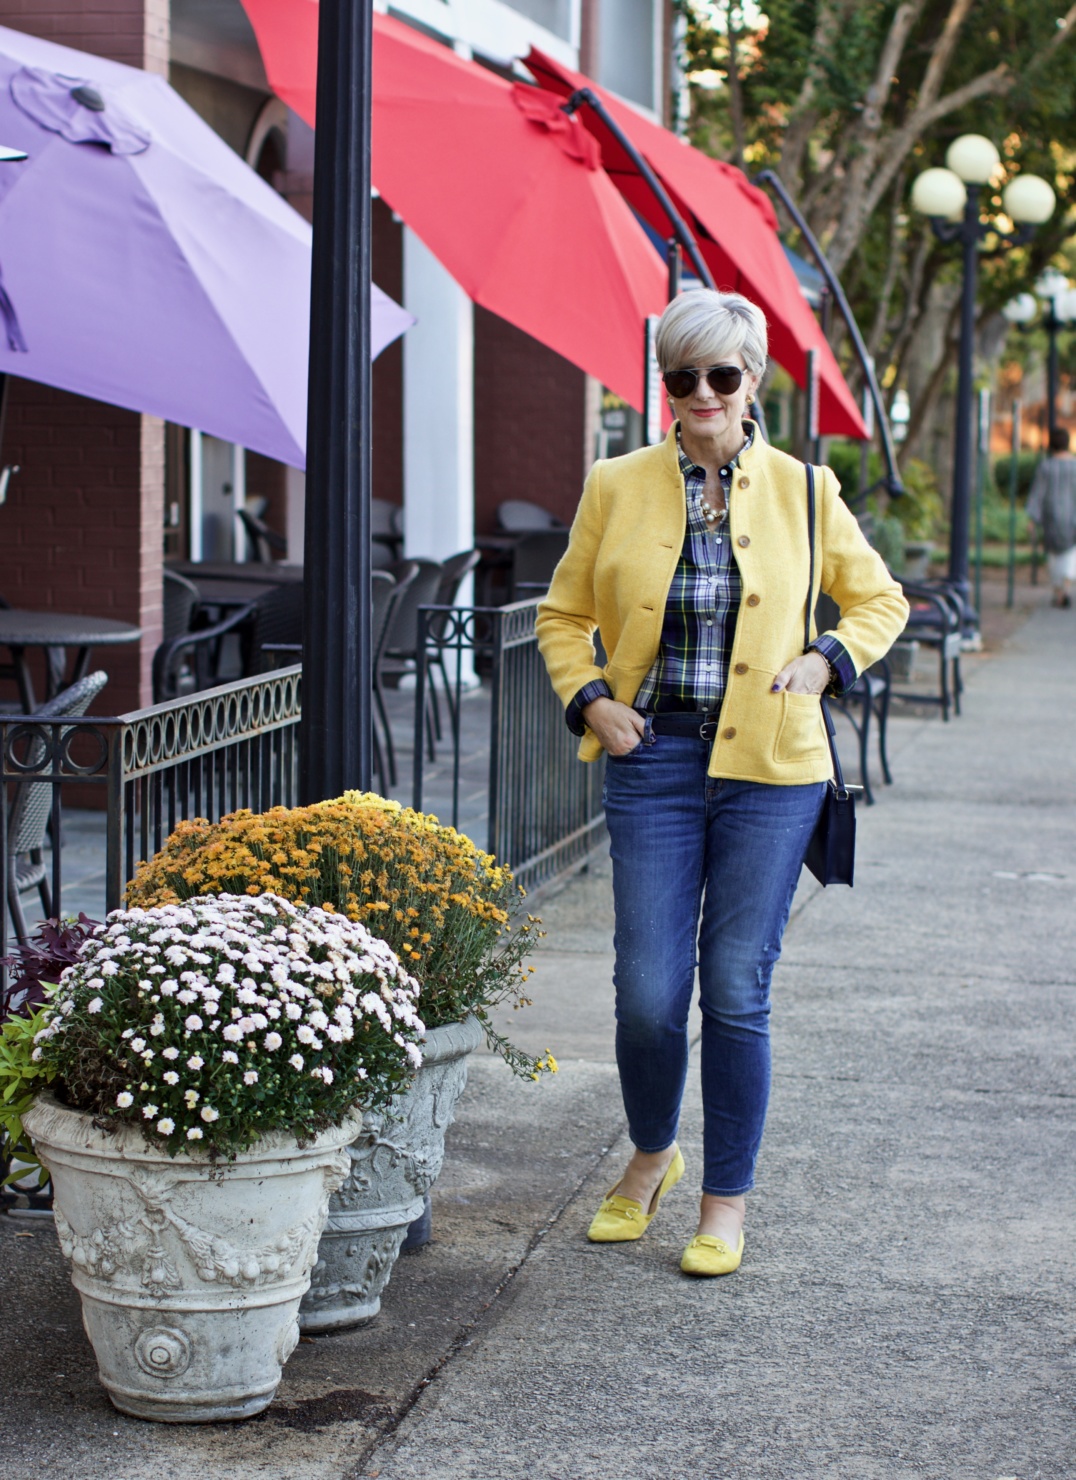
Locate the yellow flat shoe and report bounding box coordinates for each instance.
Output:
[586,1147,685,1243]
[680,1229,744,1276]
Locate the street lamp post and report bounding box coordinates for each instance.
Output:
[1003,270,1076,438]
[299,0,375,803]
[911,136,1055,606]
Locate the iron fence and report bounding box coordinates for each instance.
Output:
[1,666,301,974]
[3,607,603,975]
[414,600,606,895]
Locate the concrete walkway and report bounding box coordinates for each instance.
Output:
[2,585,1073,1480]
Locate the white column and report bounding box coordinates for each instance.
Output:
[403,228,474,563]
[403,228,477,686]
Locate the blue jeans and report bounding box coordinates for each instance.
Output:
[603,726,824,1196]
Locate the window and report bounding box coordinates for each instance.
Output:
[502,1,573,42]
[597,0,656,110]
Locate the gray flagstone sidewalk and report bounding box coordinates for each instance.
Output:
[2,580,1073,1480]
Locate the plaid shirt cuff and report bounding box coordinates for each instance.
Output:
[566,679,613,735]
[809,635,857,697]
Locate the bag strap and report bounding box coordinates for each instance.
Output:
[805,464,849,796]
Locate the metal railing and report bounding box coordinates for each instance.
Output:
[3,608,603,973]
[1,667,302,972]
[414,600,606,894]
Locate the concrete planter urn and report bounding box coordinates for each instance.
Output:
[300,1014,483,1333]
[23,1093,359,1423]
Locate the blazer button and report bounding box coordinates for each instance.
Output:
[746,593,760,607]
[738,476,750,489]
[734,662,748,675]
[723,727,736,740]
[737,535,750,547]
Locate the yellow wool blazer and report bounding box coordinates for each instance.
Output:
[536,423,910,785]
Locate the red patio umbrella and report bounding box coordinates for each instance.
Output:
[239,3,666,409]
[525,48,867,440]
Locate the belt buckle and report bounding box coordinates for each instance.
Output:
[699,715,718,741]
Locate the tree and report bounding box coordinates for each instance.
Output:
[678,1,1076,473]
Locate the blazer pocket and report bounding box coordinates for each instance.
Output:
[773,691,823,764]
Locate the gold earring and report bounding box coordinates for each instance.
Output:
[746,393,755,405]
[667,397,675,410]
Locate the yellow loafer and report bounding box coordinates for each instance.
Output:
[680,1229,744,1276]
[587,1147,685,1243]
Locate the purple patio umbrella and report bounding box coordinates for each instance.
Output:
[0,25,412,469]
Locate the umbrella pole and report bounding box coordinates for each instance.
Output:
[753,168,901,498]
[563,89,716,293]
[300,0,374,802]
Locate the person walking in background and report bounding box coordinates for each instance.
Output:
[536,290,908,1278]
[1026,427,1076,609]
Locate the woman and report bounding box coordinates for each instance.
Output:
[536,290,908,1277]
[1026,426,1076,608]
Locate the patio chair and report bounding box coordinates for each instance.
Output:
[511,530,570,601]
[152,598,257,702]
[372,499,404,562]
[246,583,304,676]
[373,563,418,790]
[382,558,446,751]
[238,507,287,564]
[817,595,892,805]
[496,499,566,533]
[429,549,481,724]
[4,670,109,945]
[163,568,201,642]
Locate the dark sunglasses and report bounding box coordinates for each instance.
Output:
[662,364,744,399]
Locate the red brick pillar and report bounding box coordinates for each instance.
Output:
[0,1,169,713]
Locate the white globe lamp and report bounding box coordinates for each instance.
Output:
[1003,174,1056,225]
[910,167,966,219]
[946,134,1001,184]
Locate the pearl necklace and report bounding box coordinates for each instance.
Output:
[699,466,731,525]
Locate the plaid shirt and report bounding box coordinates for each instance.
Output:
[566,429,854,734]
[632,431,747,712]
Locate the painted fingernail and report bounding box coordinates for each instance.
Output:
[771,683,781,692]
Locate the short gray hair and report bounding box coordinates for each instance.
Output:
[655,289,768,378]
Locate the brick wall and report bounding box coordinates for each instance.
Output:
[0,0,152,68]
[473,308,587,534]
[0,0,166,714]
[0,381,149,715]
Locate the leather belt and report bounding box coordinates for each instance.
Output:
[645,712,721,740]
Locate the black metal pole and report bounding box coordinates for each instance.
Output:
[1045,308,1060,438]
[299,0,374,803]
[948,184,980,593]
[666,237,682,301]
[753,169,902,496]
[1006,399,1021,608]
[562,88,717,291]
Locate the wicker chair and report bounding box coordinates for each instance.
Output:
[4,671,109,944]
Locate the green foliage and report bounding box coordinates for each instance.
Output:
[30,894,426,1159]
[824,440,883,502]
[0,1004,55,1188]
[677,2,1076,446]
[977,469,1031,543]
[869,514,907,574]
[893,460,945,543]
[993,451,1041,503]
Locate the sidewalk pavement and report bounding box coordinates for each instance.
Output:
[2,579,1073,1480]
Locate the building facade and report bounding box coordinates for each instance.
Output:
[0,0,680,711]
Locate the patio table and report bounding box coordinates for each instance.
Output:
[0,609,141,712]
[169,561,303,618]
